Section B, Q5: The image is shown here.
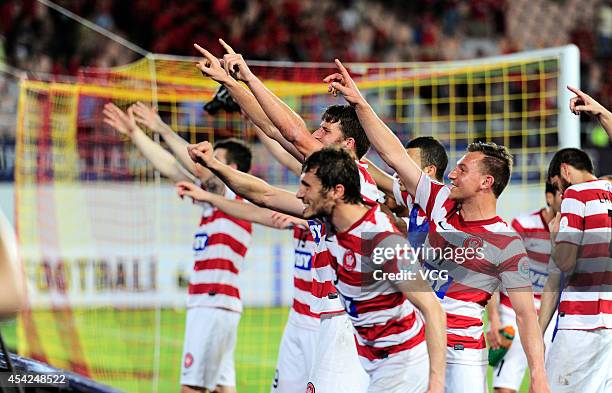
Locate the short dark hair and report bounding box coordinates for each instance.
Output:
[302,146,363,204]
[214,138,252,173]
[322,105,370,159]
[467,142,513,198]
[545,180,557,194]
[405,137,448,181]
[547,148,593,179]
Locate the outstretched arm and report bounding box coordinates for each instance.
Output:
[103,103,194,183]
[193,42,304,162]
[215,40,323,158]
[363,158,394,194]
[130,102,209,180]
[187,141,305,217]
[253,124,302,176]
[177,181,303,228]
[324,60,422,196]
[568,85,612,140]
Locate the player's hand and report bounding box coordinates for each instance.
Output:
[193,43,230,84]
[103,103,137,136]
[131,102,166,133]
[218,39,255,83]
[424,379,444,393]
[187,141,215,167]
[176,181,209,202]
[270,212,306,229]
[567,85,609,118]
[323,59,366,107]
[528,373,552,393]
[486,319,503,350]
[548,212,560,244]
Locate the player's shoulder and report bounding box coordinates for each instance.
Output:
[512,209,545,230]
[564,180,611,200]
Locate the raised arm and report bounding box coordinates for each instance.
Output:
[130,102,207,179]
[103,103,194,183]
[193,42,304,162]
[253,124,302,176]
[187,141,305,217]
[215,40,323,158]
[324,59,422,196]
[568,85,612,140]
[177,181,302,228]
[363,158,394,194]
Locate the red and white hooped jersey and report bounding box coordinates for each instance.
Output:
[288,225,319,330]
[325,204,426,362]
[555,179,612,331]
[187,188,252,313]
[500,209,551,312]
[392,174,428,227]
[414,173,531,365]
[309,160,384,316]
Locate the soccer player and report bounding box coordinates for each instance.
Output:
[325,58,551,393]
[103,103,252,393]
[546,148,612,393]
[189,142,447,393]
[488,181,562,393]
[567,85,612,140]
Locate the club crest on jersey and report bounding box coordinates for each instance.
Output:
[184,353,193,368]
[463,236,483,250]
[343,249,357,271]
[306,382,316,393]
[518,257,530,278]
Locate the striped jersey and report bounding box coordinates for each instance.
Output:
[414,173,531,365]
[187,188,253,313]
[309,160,384,316]
[500,209,551,312]
[325,204,426,362]
[555,179,612,330]
[288,225,319,330]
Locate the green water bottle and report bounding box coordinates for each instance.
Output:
[488,325,515,367]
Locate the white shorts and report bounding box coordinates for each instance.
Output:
[445,363,487,393]
[545,329,612,393]
[492,309,556,391]
[271,321,318,393]
[180,307,240,390]
[364,341,429,393]
[306,314,369,393]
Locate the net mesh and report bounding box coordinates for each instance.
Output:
[15,48,573,392]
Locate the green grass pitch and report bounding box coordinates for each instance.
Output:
[0,308,528,392]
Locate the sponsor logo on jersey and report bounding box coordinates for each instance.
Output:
[294,250,313,270]
[193,232,209,252]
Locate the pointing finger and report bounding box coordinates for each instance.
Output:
[219,38,236,55]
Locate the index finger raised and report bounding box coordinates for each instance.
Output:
[334,58,351,80]
[567,85,589,99]
[219,38,236,55]
[193,43,216,63]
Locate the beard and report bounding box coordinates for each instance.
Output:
[559,176,572,192]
